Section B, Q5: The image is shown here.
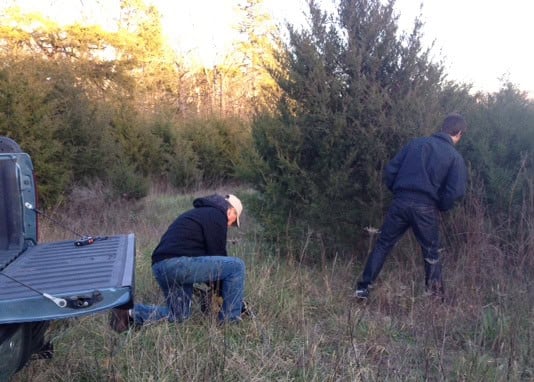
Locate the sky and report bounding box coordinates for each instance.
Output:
[2,0,533,96]
[392,0,534,96]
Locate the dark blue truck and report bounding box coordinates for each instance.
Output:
[0,137,135,380]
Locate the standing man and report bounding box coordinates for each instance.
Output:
[354,113,468,300]
[111,193,245,332]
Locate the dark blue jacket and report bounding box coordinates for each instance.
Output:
[151,195,230,265]
[384,132,467,211]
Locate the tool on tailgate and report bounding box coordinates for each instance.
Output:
[0,272,67,308]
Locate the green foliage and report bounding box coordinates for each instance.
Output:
[0,3,260,204]
[166,142,203,190]
[144,118,201,189]
[245,0,447,249]
[0,55,145,204]
[462,83,534,220]
[0,1,263,205]
[0,57,72,205]
[109,160,149,199]
[178,116,252,186]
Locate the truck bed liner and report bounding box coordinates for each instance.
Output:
[0,234,135,324]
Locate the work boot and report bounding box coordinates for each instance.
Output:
[353,288,369,300]
[110,308,132,333]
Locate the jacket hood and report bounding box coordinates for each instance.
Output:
[193,194,229,214]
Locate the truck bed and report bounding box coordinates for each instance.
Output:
[0,234,135,324]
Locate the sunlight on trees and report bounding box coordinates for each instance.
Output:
[0,0,532,234]
[0,0,281,118]
[0,0,280,203]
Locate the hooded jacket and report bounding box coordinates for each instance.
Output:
[151,194,230,265]
[383,132,467,211]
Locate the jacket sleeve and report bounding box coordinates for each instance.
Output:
[438,155,467,211]
[383,143,409,191]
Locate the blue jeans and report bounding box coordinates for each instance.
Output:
[133,256,245,325]
[357,197,442,290]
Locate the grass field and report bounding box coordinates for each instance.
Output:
[12,186,533,381]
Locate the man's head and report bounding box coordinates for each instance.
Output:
[225,194,243,227]
[441,113,467,144]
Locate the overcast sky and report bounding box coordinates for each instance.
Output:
[393,0,533,96]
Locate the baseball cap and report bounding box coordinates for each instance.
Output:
[225,194,243,227]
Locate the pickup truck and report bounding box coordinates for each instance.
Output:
[0,136,136,380]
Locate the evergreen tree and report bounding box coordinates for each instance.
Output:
[462,83,534,219]
[246,0,446,251]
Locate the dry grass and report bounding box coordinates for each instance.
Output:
[12,186,533,381]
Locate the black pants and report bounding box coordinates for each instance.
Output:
[357,197,442,290]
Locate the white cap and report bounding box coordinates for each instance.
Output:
[225,194,243,227]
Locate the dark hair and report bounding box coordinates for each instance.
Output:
[441,113,467,136]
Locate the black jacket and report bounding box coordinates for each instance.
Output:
[151,195,230,265]
[384,132,467,211]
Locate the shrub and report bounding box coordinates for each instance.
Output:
[178,116,252,186]
[108,160,149,200]
[462,83,534,224]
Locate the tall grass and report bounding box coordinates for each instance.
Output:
[13,185,533,381]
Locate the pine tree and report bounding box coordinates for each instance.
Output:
[247,0,446,251]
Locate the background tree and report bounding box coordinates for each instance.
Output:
[462,83,534,221]
[234,0,284,115]
[0,57,70,203]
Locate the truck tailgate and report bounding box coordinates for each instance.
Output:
[0,234,135,324]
